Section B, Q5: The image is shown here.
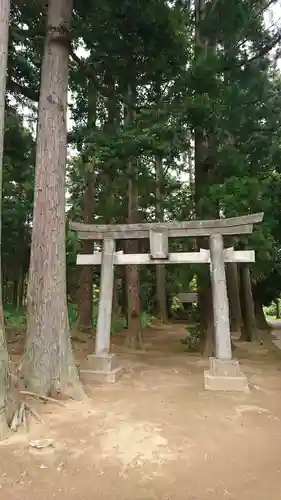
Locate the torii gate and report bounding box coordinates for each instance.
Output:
[70,212,263,391]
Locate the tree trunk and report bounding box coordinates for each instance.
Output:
[23,0,85,399]
[76,165,96,330]
[198,284,214,357]
[77,244,93,330]
[123,84,142,348]
[77,85,96,331]
[254,297,272,346]
[239,264,258,342]
[12,274,18,308]
[226,262,242,335]
[0,0,11,438]
[194,0,219,355]
[155,154,167,323]
[254,297,269,331]
[125,169,143,349]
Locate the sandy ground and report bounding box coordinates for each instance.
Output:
[2,323,281,499]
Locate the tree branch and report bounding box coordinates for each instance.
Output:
[69,47,106,95]
[7,77,39,102]
[224,31,281,72]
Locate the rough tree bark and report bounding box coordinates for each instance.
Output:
[124,85,143,349]
[0,0,11,439]
[23,0,85,399]
[104,76,121,323]
[198,284,214,357]
[226,262,242,335]
[252,289,272,346]
[125,164,143,349]
[239,264,258,342]
[194,0,219,355]
[76,165,96,330]
[254,297,269,331]
[155,154,167,323]
[77,84,97,330]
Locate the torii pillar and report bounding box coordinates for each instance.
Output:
[204,234,248,392]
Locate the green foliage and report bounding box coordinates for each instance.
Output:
[4,306,26,329]
[264,302,278,318]
[5,0,281,324]
[180,326,201,352]
[140,311,156,328]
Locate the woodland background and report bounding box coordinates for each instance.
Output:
[3,0,281,349]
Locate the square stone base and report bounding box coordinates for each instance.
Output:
[80,353,125,384]
[80,366,125,384]
[204,357,249,392]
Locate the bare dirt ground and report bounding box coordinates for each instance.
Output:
[3,323,281,500]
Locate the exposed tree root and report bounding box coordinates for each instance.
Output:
[20,390,66,407]
[10,401,43,432]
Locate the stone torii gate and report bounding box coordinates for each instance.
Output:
[70,212,263,391]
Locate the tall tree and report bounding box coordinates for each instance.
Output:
[23,0,85,399]
[76,80,97,331]
[0,0,11,439]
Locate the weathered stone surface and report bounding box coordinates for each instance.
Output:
[209,234,232,360]
[209,357,240,377]
[204,357,249,392]
[87,353,118,372]
[80,366,125,384]
[70,213,264,240]
[204,371,249,392]
[95,238,115,355]
[80,354,125,384]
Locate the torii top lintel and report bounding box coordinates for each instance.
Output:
[69,213,264,241]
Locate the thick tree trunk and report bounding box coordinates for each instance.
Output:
[124,84,142,349]
[76,241,94,330]
[76,164,96,330]
[125,168,143,349]
[12,274,18,308]
[0,0,11,438]
[23,0,85,399]
[252,286,271,345]
[198,283,214,357]
[226,262,242,335]
[155,154,167,323]
[254,298,269,331]
[77,86,96,330]
[194,0,219,355]
[239,264,258,342]
[112,274,121,318]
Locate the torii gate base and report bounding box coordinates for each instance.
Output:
[82,353,124,384]
[70,213,263,391]
[204,358,248,392]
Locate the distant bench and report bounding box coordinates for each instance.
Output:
[177,292,198,304]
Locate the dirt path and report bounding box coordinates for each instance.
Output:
[2,324,281,499]
[268,319,281,349]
